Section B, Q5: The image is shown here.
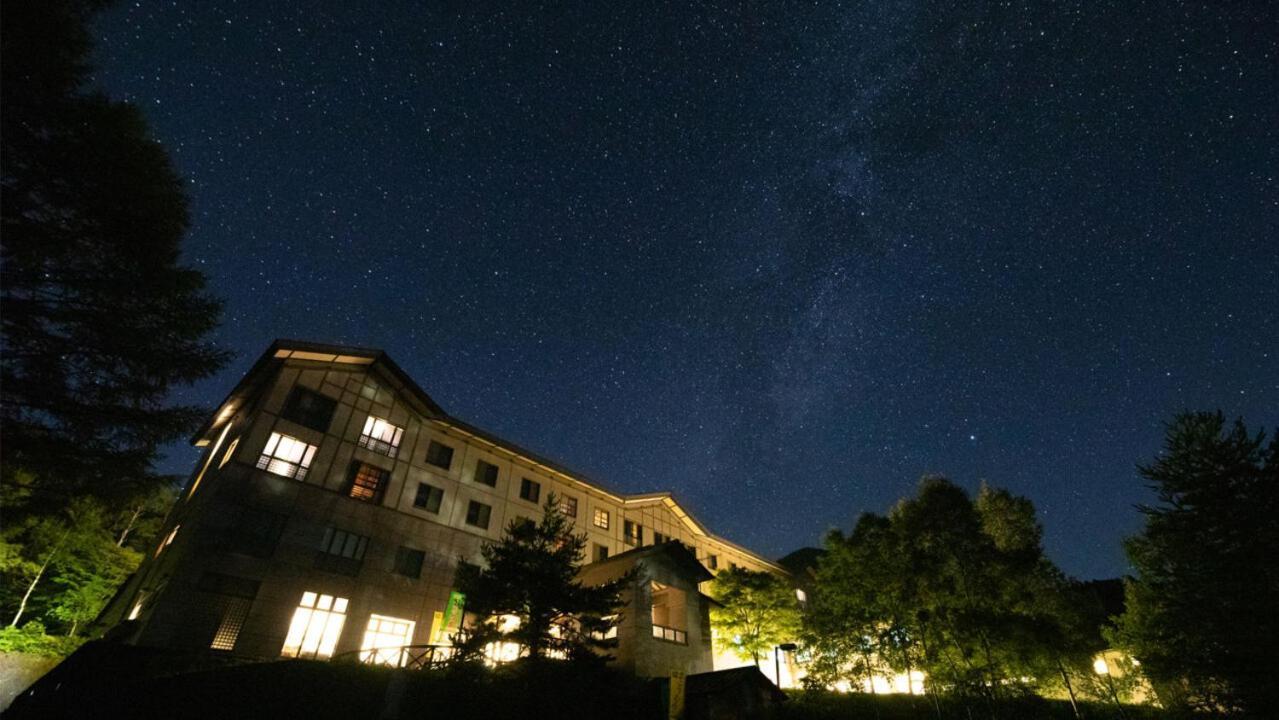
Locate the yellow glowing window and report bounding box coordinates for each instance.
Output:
[593,508,609,530]
[360,614,416,666]
[347,462,389,502]
[281,591,349,659]
[154,524,180,558]
[358,416,404,457]
[257,432,318,480]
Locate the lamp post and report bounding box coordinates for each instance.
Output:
[774,643,798,688]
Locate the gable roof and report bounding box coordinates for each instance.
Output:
[194,339,785,574]
[580,541,715,584]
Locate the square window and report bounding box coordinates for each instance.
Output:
[654,532,667,545]
[594,544,610,562]
[475,459,499,487]
[593,508,610,530]
[257,432,318,480]
[624,520,642,546]
[425,440,454,469]
[316,527,368,576]
[519,478,540,503]
[280,387,337,432]
[359,416,404,458]
[347,462,389,503]
[393,546,425,579]
[559,495,578,518]
[413,483,443,513]
[465,500,492,529]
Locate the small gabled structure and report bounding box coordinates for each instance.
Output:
[577,542,716,678]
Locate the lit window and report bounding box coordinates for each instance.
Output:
[346,462,389,502]
[257,432,318,480]
[280,386,337,432]
[425,440,454,469]
[281,591,348,659]
[466,500,492,529]
[219,436,240,468]
[650,581,688,644]
[519,478,540,503]
[359,416,404,457]
[475,459,499,487]
[128,594,146,621]
[154,524,180,558]
[624,520,642,546]
[559,495,577,518]
[593,508,609,530]
[360,614,416,667]
[796,588,808,603]
[414,483,443,513]
[196,572,260,652]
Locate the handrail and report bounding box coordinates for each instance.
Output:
[330,643,459,669]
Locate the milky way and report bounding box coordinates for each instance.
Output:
[92,1,1278,579]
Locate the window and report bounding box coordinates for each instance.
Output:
[425,440,454,469]
[280,386,337,432]
[281,591,348,659]
[197,572,259,652]
[155,524,180,558]
[346,461,390,502]
[559,495,578,518]
[316,527,368,576]
[228,506,287,558]
[475,459,499,487]
[650,581,688,644]
[413,483,443,513]
[519,478,540,503]
[257,432,318,480]
[654,532,667,545]
[795,588,808,604]
[624,520,642,546]
[594,544,610,562]
[219,436,240,468]
[361,614,416,667]
[593,508,610,530]
[393,546,425,579]
[707,554,719,571]
[358,415,404,457]
[465,500,492,529]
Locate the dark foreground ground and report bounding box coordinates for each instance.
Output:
[6,642,1164,720]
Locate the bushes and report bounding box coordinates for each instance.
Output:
[0,623,83,658]
[773,689,1168,720]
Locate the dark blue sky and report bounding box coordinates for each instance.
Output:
[92,1,1278,579]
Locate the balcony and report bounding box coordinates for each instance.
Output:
[651,624,687,645]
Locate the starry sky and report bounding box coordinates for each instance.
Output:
[91,1,1277,580]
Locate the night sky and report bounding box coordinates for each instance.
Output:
[91,2,1277,580]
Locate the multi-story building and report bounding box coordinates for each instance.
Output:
[100,340,793,678]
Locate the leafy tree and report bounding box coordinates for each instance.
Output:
[1113,412,1278,716]
[454,495,631,664]
[1,0,229,509]
[709,566,802,667]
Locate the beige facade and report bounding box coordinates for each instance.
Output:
[101,341,787,676]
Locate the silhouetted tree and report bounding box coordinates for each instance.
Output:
[454,495,631,664]
[1113,412,1278,716]
[1,0,229,509]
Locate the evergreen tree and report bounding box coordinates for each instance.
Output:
[1113,412,1278,716]
[709,566,802,667]
[454,495,631,664]
[1,0,229,507]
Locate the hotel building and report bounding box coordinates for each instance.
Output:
[100,340,796,680]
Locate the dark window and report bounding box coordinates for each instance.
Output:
[519,478,540,503]
[280,386,337,432]
[654,532,667,545]
[475,459,499,487]
[181,573,260,652]
[465,501,492,529]
[347,462,390,503]
[624,520,642,546]
[559,495,578,518]
[707,555,719,570]
[413,483,443,513]
[594,544,610,562]
[425,441,454,469]
[316,527,368,576]
[229,506,287,558]
[393,546,425,579]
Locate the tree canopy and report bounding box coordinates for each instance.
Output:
[1113,411,1278,716]
[454,495,632,664]
[709,566,802,666]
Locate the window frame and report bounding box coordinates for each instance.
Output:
[346,461,390,503]
[465,500,492,529]
[358,415,405,458]
[393,546,425,579]
[280,386,338,432]
[256,432,319,480]
[593,508,610,530]
[474,459,499,487]
[519,477,541,504]
[424,440,455,469]
[413,482,444,514]
[559,495,578,518]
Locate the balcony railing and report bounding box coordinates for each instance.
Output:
[332,644,458,670]
[651,624,687,645]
